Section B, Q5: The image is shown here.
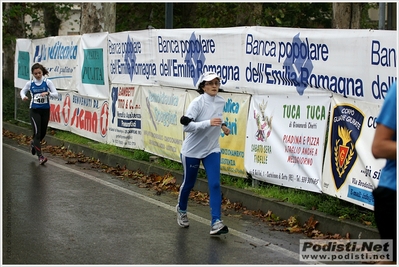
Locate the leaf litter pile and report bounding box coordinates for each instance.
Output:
[4,129,352,240]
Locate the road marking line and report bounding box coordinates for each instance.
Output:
[6,143,322,265]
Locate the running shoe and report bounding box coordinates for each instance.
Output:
[39,156,47,165]
[210,220,229,235]
[176,204,189,228]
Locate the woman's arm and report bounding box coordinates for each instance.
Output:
[372,124,396,160]
[46,79,59,97]
[20,81,30,101]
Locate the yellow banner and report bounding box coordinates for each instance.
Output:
[185,91,250,178]
[142,86,187,162]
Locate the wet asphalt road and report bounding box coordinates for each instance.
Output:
[2,138,318,265]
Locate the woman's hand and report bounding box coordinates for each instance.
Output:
[222,125,230,136]
[210,118,222,126]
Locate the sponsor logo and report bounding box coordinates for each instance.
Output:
[100,101,109,137]
[330,104,364,190]
[187,32,206,87]
[62,93,71,126]
[253,99,273,142]
[283,33,314,95]
[125,35,137,82]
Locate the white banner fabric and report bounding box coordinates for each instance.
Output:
[30,36,80,90]
[48,90,72,131]
[14,39,32,88]
[68,93,109,143]
[239,27,396,104]
[78,32,109,98]
[108,30,156,85]
[245,94,331,192]
[47,91,109,143]
[149,27,396,104]
[107,84,144,149]
[152,27,246,92]
[322,95,387,210]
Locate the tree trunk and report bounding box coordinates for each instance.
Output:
[236,3,263,26]
[2,3,26,81]
[332,3,363,29]
[43,4,61,36]
[80,3,116,34]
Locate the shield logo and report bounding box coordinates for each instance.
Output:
[330,104,364,190]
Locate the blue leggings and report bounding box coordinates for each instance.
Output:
[178,152,222,225]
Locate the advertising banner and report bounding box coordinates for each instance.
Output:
[152,27,245,91]
[48,90,72,131]
[69,92,109,143]
[108,30,156,85]
[241,27,396,104]
[141,86,186,161]
[48,91,109,143]
[218,92,251,178]
[245,94,331,192]
[107,84,144,149]
[322,95,386,210]
[31,36,80,90]
[14,39,32,89]
[78,32,109,99]
[150,27,396,104]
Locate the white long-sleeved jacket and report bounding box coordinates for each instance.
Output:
[181,93,225,158]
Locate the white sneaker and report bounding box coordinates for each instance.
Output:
[176,205,189,228]
[210,219,229,235]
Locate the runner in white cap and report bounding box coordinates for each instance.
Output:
[176,71,231,235]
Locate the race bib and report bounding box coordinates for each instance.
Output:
[33,94,48,104]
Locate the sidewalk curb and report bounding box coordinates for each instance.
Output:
[3,122,379,239]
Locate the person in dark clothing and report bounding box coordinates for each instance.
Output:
[371,81,397,264]
[20,63,59,165]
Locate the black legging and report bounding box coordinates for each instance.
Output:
[373,186,397,262]
[30,108,50,157]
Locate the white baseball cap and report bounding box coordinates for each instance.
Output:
[197,71,220,87]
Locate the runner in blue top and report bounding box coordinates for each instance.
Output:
[371,81,397,263]
[176,71,231,235]
[20,63,59,165]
